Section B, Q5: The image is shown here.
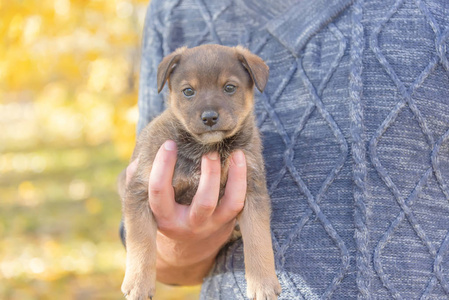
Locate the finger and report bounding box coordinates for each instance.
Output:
[125,158,139,186]
[213,150,246,224]
[189,152,221,227]
[148,140,178,220]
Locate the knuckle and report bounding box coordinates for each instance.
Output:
[157,221,178,234]
[189,225,201,236]
[125,166,134,181]
[190,212,207,226]
[190,205,214,225]
[230,202,245,214]
[125,159,138,176]
[148,181,164,197]
[204,166,221,178]
[157,154,172,165]
[222,201,244,217]
[196,202,216,214]
[188,223,207,237]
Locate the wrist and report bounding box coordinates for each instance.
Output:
[156,220,235,265]
[154,220,236,285]
[156,247,217,285]
[156,231,222,267]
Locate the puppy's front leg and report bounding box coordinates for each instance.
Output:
[121,177,157,300]
[238,189,281,300]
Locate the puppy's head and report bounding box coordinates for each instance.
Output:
[157,44,269,144]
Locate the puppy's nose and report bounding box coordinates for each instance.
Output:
[201,110,219,127]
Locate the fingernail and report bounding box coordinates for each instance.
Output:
[164,140,176,151]
[207,152,219,160]
[233,150,245,167]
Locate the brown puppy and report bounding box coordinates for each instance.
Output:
[119,44,281,300]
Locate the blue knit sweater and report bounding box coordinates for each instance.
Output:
[136,0,449,298]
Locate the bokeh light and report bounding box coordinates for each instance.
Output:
[0,1,200,299]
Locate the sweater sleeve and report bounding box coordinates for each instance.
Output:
[136,0,167,135]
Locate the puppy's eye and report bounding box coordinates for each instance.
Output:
[182,88,195,98]
[224,84,236,94]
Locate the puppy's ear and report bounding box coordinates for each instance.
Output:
[157,47,187,93]
[235,46,269,93]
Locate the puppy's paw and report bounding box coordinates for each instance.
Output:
[247,276,281,300]
[121,270,156,300]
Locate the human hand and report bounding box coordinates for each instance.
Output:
[125,140,247,285]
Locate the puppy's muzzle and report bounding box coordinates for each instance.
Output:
[201,110,219,127]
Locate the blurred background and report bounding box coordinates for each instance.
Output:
[0,0,200,299]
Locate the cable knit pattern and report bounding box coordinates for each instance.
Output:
[136,0,449,298]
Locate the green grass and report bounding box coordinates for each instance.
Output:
[0,142,201,299]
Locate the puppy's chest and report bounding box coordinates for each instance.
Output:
[172,154,230,205]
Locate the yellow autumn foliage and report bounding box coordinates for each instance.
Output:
[0,1,201,299]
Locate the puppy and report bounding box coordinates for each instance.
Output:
[119,44,281,300]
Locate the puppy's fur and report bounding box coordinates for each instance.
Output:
[119,44,281,300]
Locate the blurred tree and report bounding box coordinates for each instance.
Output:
[0,0,201,299]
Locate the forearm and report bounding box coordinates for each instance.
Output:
[154,223,234,286]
